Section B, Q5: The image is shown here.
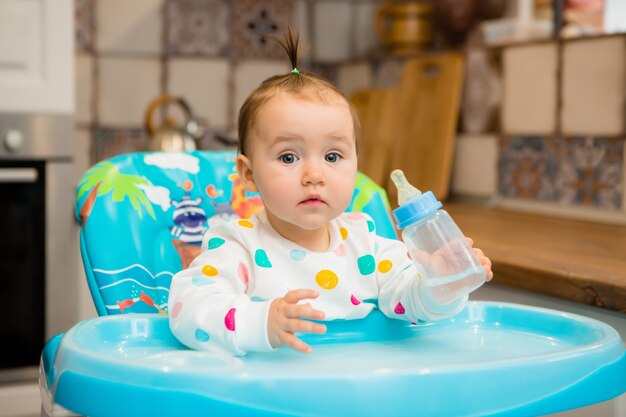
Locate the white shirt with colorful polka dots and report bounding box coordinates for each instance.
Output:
[168,210,467,355]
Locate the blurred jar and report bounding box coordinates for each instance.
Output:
[375,1,434,55]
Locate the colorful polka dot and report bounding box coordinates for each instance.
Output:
[224,308,236,331]
[202,264,218,276]
[334,244,346,257]
[347,212,365,220]
[350,295,361,305]
[290,249,307,261]
[194,328,210,342]
[367,220,375,233]
[315,269,339,290]
[237,262,249,285]
[251,296,265,302]
[238,219,254,228]
[394,302,406,315]
[192,276,215,286]
[375,242,380,254]
[340,227,349,240]
[357,254,376,276]
[207,237,225,250]
[171,302,182,318]
[378,259,393,273]
[254,249,272,268]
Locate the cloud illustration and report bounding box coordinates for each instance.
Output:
[143,153,200,174]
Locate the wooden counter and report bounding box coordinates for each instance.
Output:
[445,202,626,314]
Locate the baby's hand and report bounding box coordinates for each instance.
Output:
[268,289,327,354]
[466,237,493,281]
[410,237,493,281]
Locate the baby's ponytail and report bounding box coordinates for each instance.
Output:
[238,27,360,156]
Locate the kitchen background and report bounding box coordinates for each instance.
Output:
[2,0,626,416]
[73,0,626,222]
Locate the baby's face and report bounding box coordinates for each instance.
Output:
[240,91,358,237]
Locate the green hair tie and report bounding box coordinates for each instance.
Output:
[291,68,300,75]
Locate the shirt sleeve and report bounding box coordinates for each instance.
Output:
[367,216,467,322]
[168,219,275,356]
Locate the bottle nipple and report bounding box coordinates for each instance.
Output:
[391,169,422,206]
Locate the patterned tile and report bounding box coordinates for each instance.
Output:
[75,0,94,52]
[554,137,624,210]
[499,136,557,201]
[231,0,292,59]
[92,128,149,164]
[165,0,230,56]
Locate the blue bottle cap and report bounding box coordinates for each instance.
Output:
[392,191,442,229]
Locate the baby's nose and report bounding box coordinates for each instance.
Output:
[301,162,324,185]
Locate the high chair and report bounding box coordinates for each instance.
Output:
[40,151,626,417]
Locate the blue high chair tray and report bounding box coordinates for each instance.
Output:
[42,302,625,417]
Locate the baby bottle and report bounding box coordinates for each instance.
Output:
[391,170,486,304]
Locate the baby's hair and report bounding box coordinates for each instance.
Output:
[237,27,361,156]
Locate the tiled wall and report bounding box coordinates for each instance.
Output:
[74,0,378,168]
[74,0,626,216]
[457,36,626,215]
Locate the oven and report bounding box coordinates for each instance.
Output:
[0,113,78,383]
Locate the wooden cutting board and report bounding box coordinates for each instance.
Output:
[350,88,398,189]
[388,53,465,205]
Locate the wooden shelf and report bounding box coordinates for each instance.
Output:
[445,202,626,314]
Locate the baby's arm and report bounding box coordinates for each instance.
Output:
[168,228,273,355]
[375,237,467,322]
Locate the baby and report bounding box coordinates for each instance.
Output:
[168,29,493,356]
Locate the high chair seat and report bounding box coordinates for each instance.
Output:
[39,151,626,417]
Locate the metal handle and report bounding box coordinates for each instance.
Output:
[0,167,38,183]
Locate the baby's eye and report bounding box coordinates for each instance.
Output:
[325,152,342,163]
[280,153,298,164]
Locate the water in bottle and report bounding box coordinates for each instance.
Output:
[391,170,486,304]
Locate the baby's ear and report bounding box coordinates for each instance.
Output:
[235,155,258,193]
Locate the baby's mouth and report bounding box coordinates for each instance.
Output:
[300,195,325,205]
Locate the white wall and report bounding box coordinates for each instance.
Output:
[605,0,626,34]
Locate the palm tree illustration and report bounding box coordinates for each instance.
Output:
[77,161,156,226]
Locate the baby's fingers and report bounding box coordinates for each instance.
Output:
[285,303,325,320]
[284,289,319,304]
[280,332,314,354]
[286,318,327,335]
[480,256,493,281]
